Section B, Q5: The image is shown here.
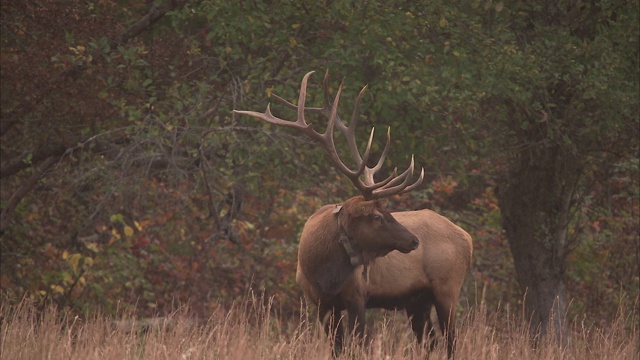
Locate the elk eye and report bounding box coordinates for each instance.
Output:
[373,214,383,222]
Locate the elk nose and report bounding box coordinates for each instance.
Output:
[411,237,419,249]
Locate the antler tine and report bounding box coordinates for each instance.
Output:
[355,127,375,181]
[342,84,369,166]
[294,71,313,128]
[269,70,333,118]
[319,80,357,177]
[320,80,374,184]
[361,126,391,186]
[319,70,368,168]
[233,71,324,142]
[371,156,425,199]
[323,78,343,140]
[373,162,413,193]
[401,166,425,193]
[270,71,323,114]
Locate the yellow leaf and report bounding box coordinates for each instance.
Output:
[67,253,82,273]
[83,257,94,267]
[438,16,448,27]
[62,250,70,260]
[124,226,134,237]
[85,242,99,253]
[291,23,301,29]
[51,285,65,294]
[61,271,73,285]
[134,221,143,231]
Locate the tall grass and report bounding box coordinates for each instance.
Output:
[1,294,637,360]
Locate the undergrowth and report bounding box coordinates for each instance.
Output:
[1,293,637,359]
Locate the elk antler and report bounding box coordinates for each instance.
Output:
[234,71,424,200]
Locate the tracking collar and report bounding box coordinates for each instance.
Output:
[333,205,368,281]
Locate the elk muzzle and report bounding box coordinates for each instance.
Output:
[398,234,420,253]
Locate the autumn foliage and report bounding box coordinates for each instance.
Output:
[1,0,637,337]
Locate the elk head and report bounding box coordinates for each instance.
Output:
[233,70,424,201]
[336,196,419,265]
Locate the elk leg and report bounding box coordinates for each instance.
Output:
[346,300,366,344]
[406,301,437,350]
[434,298,457,359]
[320,305,345,356]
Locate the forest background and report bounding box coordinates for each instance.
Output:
[1,0,638,338]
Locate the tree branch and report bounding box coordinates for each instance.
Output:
[1,144,67,179]
[0,135,124,179]
[59,1,190,80]
[0,157,58,234]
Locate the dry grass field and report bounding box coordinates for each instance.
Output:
[1,294,637,360]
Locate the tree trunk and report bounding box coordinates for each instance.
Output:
[497,144,580,342]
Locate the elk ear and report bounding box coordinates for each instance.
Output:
[377,198,388,208]
[354,200,376,218]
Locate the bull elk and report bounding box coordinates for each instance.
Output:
[235,71,472,358]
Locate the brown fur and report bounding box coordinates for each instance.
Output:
[296,196,472,358]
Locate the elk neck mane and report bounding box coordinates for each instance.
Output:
[300,203,367,296]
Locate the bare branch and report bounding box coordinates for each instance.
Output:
[59,1,191,80]
[1,157,58,233]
